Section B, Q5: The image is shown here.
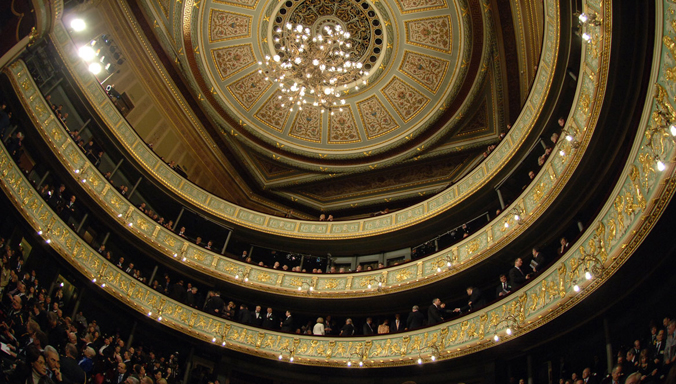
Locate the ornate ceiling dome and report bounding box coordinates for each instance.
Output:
[198,0,470,162]
[133,0,523,213]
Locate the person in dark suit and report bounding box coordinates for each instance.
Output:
[427,298,445,326]
[110,362,130,384]
[652,330,666,365]
[582,367,598,384]
[509,257,530,288]
[204,291,224,315]
[280,311,294,332]
[61,343,86,384]
[391,313,405,333]
[530,248,546,273]
[406,306,424,330]
[238,304,252,325]
[453,287,486,313]
[262,307,277,329]
[251,305,264,327]
[362,318,375,335]
[496,274,512,298]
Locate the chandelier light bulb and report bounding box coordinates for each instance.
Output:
[506,328,512,335]
[573,284,581,292]
[579,13,589,23]
[494,334,500,342]
[657,160,666,172]
[670,124,676,136]
[585,270,593,280]
[582,32,592,42]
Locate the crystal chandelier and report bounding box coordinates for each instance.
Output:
[258,23,369,114]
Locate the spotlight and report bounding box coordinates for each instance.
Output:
[88,63,102,75]
[78,46,96,61]
[71,18,86,32]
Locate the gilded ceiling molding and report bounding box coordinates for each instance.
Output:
[3,8,675,363]
[45,0,564,239]
[6,0,606,299]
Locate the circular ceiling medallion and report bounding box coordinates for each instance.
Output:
[198,0,473,162]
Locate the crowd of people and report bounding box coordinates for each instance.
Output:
[0,238,184,384]
[543,318,676,384]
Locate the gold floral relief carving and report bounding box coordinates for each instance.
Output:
[193,251,207,262]
[533,182,546,203]
[164,236,176,248]
[136,218,149,231]
[467,238,480,255]
[395,269,413,281]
